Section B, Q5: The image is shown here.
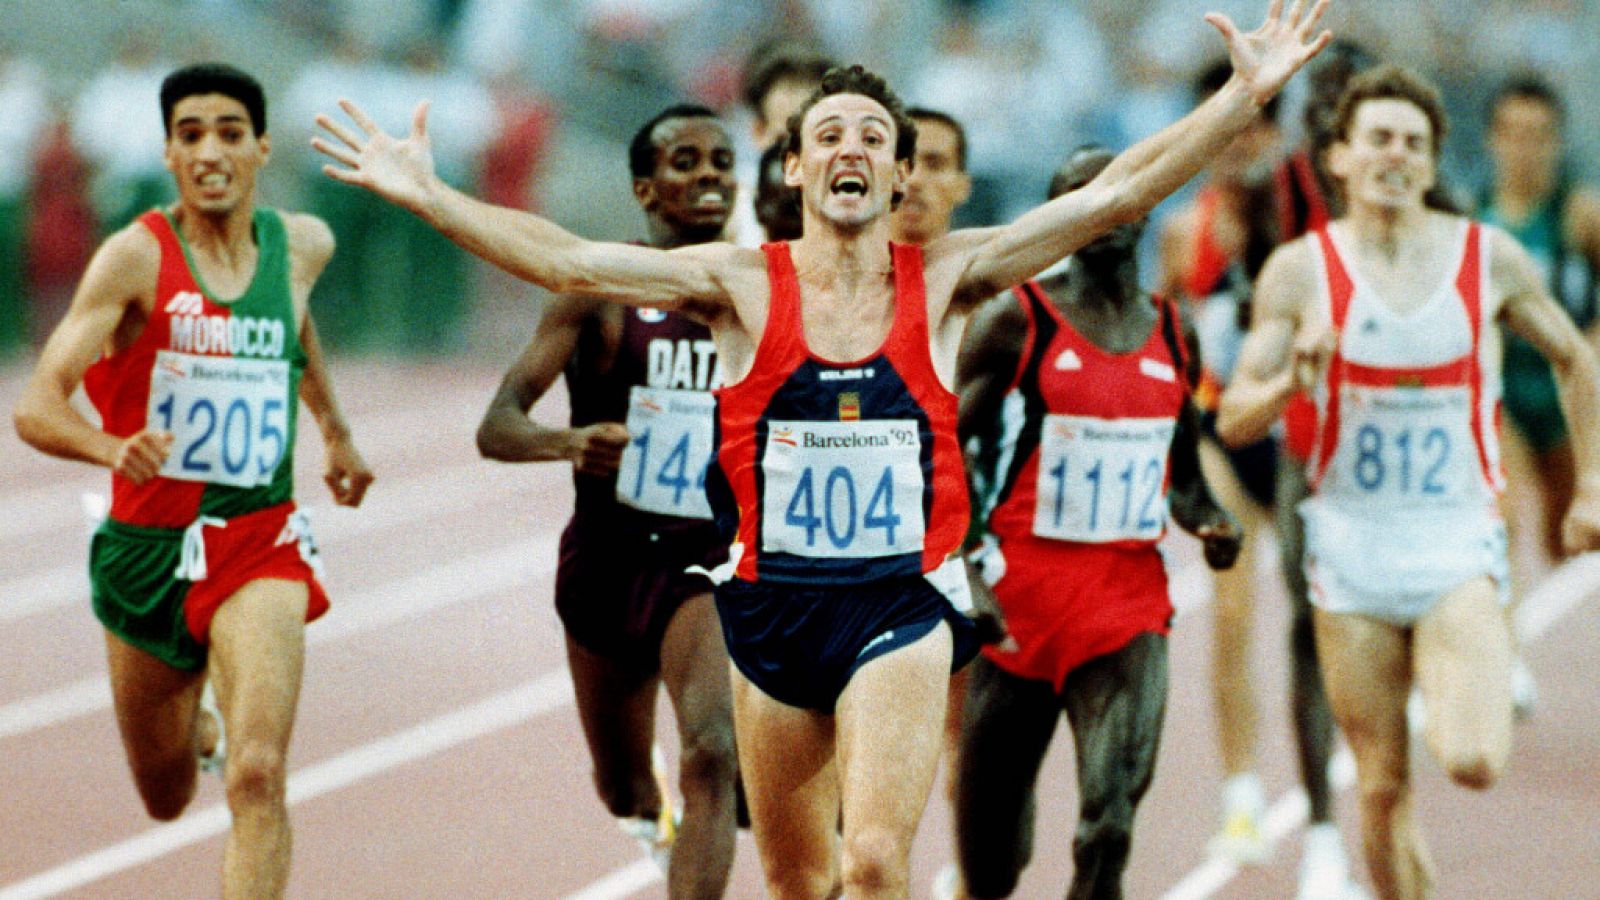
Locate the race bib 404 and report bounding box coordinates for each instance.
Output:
[1033,414,1174,543]
[617,386,715,520]
[760,419,925,559]
[146,351,291,489]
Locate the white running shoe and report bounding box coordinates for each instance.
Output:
[1208,773,1269,865]
[617,743,678,874]
[930,862,961,900]
[196,679,226,776]
[1512,658,1538,720]
[1296,823,1367,900]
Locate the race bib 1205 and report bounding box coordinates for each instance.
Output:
[616,386,715,520]
[146,351,291,489]
[760,419,925,559]
[1033,414,1173,543]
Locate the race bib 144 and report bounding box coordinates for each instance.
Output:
[760,419,925,559]
[616,386,715,520]
[146,351,291,489]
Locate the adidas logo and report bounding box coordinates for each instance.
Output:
[164,291,206,316]
[1054,349,1083,371]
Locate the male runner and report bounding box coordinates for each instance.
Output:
[949,146,1241,900]
[1478,73,1600,713]
[474,105,739,898]
[891,108,972,248]
[1218,65,1600,900]
[314,5,1329,893]
[731,47,834,246]
[13,63,372,898]
[754,140,802,242]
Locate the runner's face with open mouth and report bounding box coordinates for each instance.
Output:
[789,93,906,231]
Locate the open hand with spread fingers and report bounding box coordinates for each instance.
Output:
[1209,0,1335,106]
[313,99,438,217]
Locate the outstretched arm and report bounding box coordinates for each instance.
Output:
[13,227,173,482]
[943,0,1331,307]
[476,297,629,475]
[1216,239,1323,446]
[1494,229,1600,553]
[314,100,734,313]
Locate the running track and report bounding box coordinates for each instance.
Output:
[3,359,1597,899]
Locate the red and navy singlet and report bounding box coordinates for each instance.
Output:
[706,242,968,584]
[565,305,723,538]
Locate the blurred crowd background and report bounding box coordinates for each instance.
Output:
[3,0,1595,359]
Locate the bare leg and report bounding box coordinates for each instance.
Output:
[1413,578,1512,791]
[1199,440,1267,782]
[104,634,207,821]
[732,666,841,899]
[1062,632,1169,900]
[206,579,309,900]
[1274,455,1337,825]
[1314,608,1432,900]
[952,656,1059,899]
[835,622,953,900]
[657,595,739,898]
[564,635,663,822]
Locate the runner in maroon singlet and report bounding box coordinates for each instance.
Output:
[475,105,739,898]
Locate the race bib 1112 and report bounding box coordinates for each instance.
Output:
[1033,414,1173,543]
[760,419,925,559]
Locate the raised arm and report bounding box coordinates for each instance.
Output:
[313,100,734,313]
[476,296,629,475]
[13,227,172,482]
[1216,238,1322,446]
[1493,229,1600,552]
[943,0,1331,306]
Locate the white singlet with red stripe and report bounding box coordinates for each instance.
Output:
[1299,221,1508,624]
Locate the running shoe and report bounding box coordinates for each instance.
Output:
[1208,773,1269,864]
[196,679,226,776]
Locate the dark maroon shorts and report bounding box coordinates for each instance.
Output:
[554,517,728,673]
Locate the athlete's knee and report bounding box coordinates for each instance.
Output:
[1441,749,1502,791]
[224,739,288,813]
[1074,792,1135,868]
[677,720,738,800]
[840,827,910,895]
[1355,768,1406,815]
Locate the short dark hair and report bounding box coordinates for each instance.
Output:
[1047,144,1113,200]
[1489,72,1565,128]
[1334,64,1448,156]
[907,107,966,172]
[783,65,917,165]
[742,45,834,121]
[160,63,266,137]
[628,104,720,179]
[1192,57,1280,123]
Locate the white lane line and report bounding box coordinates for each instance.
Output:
[1159,551,1600,900]
[0,536,557,741]
[0,672,574,900]
[0,457,550,624]
[562,861,664,900]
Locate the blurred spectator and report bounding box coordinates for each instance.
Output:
[727,42,832,246]
[0,46,49,355]
[25,119,96,347]
[69,30,172,234]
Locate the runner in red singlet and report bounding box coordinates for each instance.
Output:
[14,64,372,898]
[315,5,1330,892]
